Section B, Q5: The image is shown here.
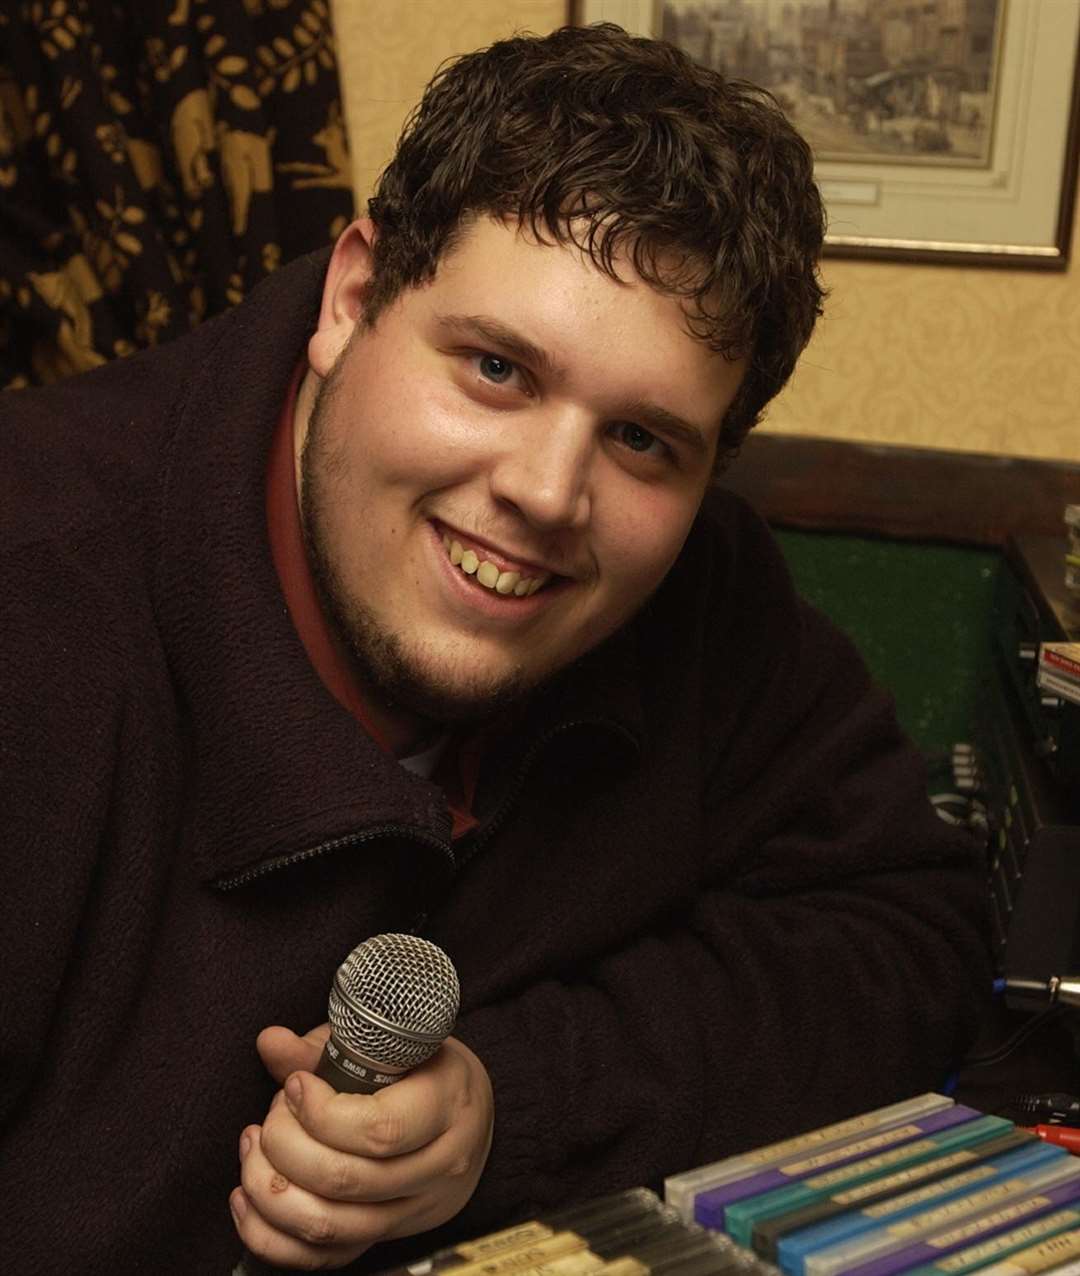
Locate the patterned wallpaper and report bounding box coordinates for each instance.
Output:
[331,1,567,201]
[331,0,1080,464]
[772,200,1080,463]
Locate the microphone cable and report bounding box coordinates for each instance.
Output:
[959,973,1080,1070]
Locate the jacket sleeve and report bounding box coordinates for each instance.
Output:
[444,546,992,1245]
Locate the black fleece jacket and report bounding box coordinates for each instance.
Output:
[0,251,991,1273]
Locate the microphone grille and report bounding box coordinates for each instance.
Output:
[328,933,460,1071]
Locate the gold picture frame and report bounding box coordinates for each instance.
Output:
[575,0,1080,268]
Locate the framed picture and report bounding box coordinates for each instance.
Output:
[575,0,1080,267]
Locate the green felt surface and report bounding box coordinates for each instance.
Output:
[775,530,1001,758]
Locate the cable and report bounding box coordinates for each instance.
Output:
[960,1003,1064,1069]
[929,741,990,843]
[933,808,965,826]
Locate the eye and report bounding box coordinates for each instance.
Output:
[477,353,516,384]
[613,421,667,458]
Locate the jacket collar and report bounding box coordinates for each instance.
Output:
[154,252,449,886]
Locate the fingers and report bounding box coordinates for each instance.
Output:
[259,1042,491,1202]
[257,1023,330,1085]
[234,1125,420,1269]
[232,1034,495,1261]
[259,1103,484,1205]
[231,1183,360,1270]
[287,1038,482,1160]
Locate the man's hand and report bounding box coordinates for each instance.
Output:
[230,1024,494,1270]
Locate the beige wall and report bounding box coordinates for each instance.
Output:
[332,0,1080,464]
[771,198,1080,463]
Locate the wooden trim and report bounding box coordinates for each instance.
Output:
[820,242,1074,270]
[716,434,1080,546]
[1056,19,1080,269]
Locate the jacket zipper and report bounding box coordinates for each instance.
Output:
[214,823,455,891]
[406,717,635,935]
[216,717,634,894]
[455,715,637,870]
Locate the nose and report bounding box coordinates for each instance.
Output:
[487,407,594,532]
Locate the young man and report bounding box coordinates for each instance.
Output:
[0,24,989,1273]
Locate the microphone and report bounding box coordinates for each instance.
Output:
[237,936,460,1275]
[314,932,460,1094]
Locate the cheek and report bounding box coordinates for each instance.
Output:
[340,374,484,486]
[602,494,697,599]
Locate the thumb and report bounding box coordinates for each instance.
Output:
[256,1022,330,1084]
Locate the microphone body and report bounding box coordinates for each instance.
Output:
[317,1033,409,1094]
[314,932,460,1094]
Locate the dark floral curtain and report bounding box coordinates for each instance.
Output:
[0,0,354,388]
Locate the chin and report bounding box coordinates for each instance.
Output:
[344,614,535,727]
[303,476,546,726]
[378,667,530,728]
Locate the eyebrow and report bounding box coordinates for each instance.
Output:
[620,399,711,459]
[434,310,712,459]
[435,312,567,381]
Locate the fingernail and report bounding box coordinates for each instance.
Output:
[239,1132,251,1160]
[284,1074,303,1114]
[230,1188,248,1222]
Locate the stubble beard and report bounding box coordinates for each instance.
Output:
[298,352,532,730]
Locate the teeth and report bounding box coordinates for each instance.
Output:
[441,532,550,596]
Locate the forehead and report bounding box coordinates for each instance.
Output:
[412,217,741,414]
[433,214,702,320]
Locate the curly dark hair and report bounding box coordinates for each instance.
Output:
[365,22,826,463]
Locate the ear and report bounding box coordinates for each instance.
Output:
[307,217,377,376]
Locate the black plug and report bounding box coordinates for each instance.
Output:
[1013,1093,1080,1126]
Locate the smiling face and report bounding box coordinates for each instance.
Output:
[296,216,746,752]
